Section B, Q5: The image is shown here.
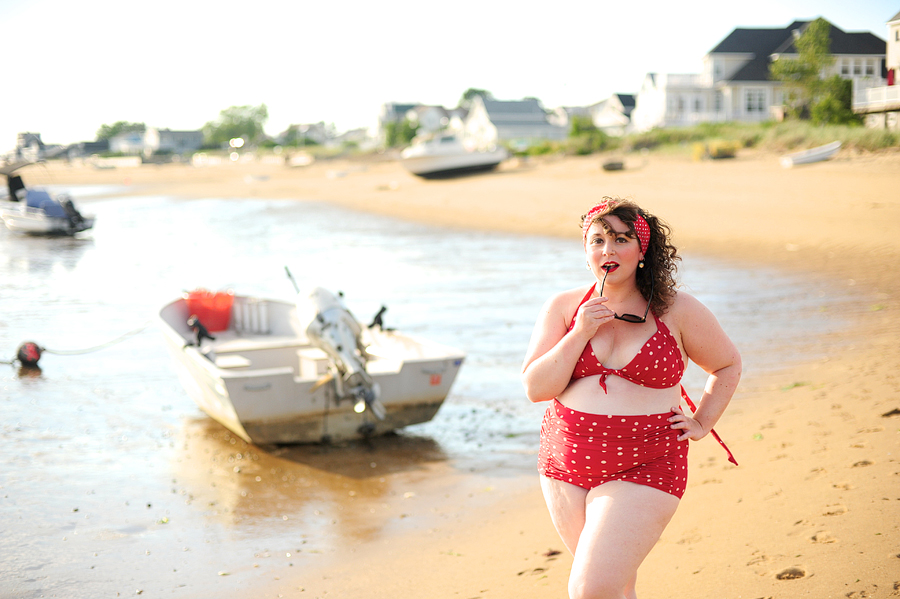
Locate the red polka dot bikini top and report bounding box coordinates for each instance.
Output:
[569,284,685,392]
[566,283,738,466]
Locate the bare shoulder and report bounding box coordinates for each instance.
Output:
[546,283,593,310]
[666,290,720,327]
[539,283,595,322]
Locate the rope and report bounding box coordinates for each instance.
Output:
[38,321,153,356]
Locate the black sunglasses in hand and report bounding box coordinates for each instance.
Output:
[599,265,653,323]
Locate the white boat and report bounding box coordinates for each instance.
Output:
[1,161,95,235]
[158,287,465,445]
[400,134,508,178]
[779,141,841,168]
[1,190,96,235]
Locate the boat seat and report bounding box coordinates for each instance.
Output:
[214,334,309,354]
[215,354,252,369]
[297,347,330,378]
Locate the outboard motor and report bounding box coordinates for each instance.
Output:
[59,195,84,228]
[298,287,386,420]
[8,174,25,202]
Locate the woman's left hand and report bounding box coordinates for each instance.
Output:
[668,405,707,441]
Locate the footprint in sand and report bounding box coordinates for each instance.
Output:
[775,566,807,580]
[822,504,848,516]
[676,529,703,545]
[811,531,837,544]
[853,459,874,467]
[857,426,885,433]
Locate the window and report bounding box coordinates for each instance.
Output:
[841,60,849,76]
[746,89,766,113]
[714,91,723,112]
[694,99,701,113]
[853,60,861,75]
[865,61,874,76]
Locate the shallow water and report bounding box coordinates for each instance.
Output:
[0,190,860,597]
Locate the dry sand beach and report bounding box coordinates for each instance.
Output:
[21,148,900,598]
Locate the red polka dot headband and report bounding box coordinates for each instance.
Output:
[582,201,651,254]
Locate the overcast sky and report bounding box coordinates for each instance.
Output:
[2,0,896,149]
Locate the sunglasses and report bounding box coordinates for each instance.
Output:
[599,265,653,323]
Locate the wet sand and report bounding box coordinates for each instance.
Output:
[22,148,900,597]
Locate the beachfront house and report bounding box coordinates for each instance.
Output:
[463,96,568,150]
[552,95,637,137]
[407,105,452,134]
[109,128,203,157]
[591,94,636,136]
[276,122,335,146]
[853,9,900,129]
[631,19,886,131]
[12,132,44,162]
[147,129,204,154]
[109,131,145,155]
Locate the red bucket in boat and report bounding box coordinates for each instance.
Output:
[184,289,234,332]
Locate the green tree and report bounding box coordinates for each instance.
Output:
[203,104,269,146]
[96,121,145,140]
[567,114,609,155]
[459,88,493,109]
[384,118,419,147]
[770,18,836,120]
[810,75,861,125]
[569,114,596,137]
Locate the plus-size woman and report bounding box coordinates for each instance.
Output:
[522,196,741,599]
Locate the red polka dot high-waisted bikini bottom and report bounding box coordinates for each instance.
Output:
[538,399,689,499]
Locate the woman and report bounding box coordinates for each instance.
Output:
[521,196,741,599]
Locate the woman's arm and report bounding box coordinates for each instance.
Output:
[668,292,742,441]
[522,289,613,403]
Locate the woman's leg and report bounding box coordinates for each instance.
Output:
[569,481,680,599]
[539,475,589,554]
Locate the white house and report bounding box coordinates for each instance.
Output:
[853,9,900,129]
[109,130,146,155]
[110,128,203,156]
[406,105,452,134]
[631,19,886,131]
[463,96,567,149]
[146,129,203,154]
[591,94,636,136]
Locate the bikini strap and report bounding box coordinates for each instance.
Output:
[569,283,598,330]
[680,385,738,466]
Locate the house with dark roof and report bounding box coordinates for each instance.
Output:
[591,94,636,136]
[463,96,567,149]
[631,18,886,131]
[853,10,900,129]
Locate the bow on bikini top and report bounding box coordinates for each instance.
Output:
[567,283,738,465]
[569,285,684,392]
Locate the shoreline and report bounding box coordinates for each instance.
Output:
[18,151,900,597]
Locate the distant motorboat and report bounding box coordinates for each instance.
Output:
[779,141,841,168]
[400,134,507,178]
[0,161,95,235]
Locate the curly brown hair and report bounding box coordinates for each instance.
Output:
[581,196,680,315]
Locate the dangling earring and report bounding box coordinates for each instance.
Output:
[638,258,645,268]
[586,262,592,271]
